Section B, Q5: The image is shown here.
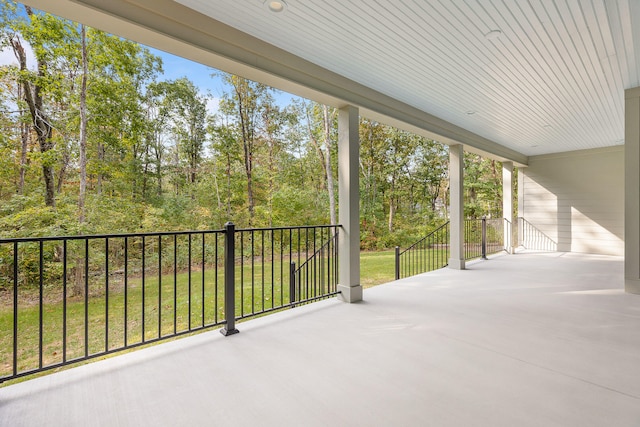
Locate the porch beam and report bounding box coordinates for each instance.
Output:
[448,144,465,270]
[337,105,362,303]
[625,87,640,294]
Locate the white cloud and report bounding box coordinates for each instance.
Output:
[206,95,220,116]
[0,42,37,69]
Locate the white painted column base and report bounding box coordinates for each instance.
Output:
[626,278,640,294]
[448,258,465,270]
[337,284,363,303]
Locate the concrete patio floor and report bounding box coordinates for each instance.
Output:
[1,252,639,426]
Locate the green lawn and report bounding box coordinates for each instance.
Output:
[360,250,396,288]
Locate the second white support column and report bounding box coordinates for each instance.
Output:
[502,161,514,253]
[448,144,465,270]
[337,105,362,302]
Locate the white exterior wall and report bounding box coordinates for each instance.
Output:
[520,146,624,256]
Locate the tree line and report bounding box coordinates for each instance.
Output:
[0,1,504,250]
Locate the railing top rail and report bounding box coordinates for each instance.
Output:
[235,224,341,233]
[400,221,449,255]
[0,224,343,244]
[0,229,227,244]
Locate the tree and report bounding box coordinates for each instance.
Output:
[78,24,87,222]
[218,74,272,225]
[304,102,337,225]
[5,5,81,206]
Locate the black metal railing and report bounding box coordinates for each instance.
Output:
[464,218,509,260]
[517,218,557,251]
[396,218,512,280]
[290,230,339,306]
[395,222,450,280]
[0,223,340,383]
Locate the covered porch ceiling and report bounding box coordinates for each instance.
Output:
[21,0,640,166]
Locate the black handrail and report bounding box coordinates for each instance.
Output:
[396,218,512,280]
[290,230,339,305]
[395,222,450,280]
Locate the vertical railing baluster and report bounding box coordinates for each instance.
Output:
[105,238,109,352]
[84,239,89,358]
[288,229,292,305]
[261,231,265,312]
[173,234,177,334]
[62,240,67,363]
[188,234,192,331]
[395,246,400,280]
[289,262,296,305]
[142,236,146,342]
[38,241,43,369]
[251,230,255,315]
[124,237,128,347]
[202,232,205,327]
[482,218,487,260]
[159,235,163,338]
[13,242,18,376]
[220,222,238,336]
[215,232,219,324]
[271,230,275,310]
[240,232,244,318]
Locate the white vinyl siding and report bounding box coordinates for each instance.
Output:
[520,146,623,256]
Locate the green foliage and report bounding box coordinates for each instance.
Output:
[0,1,504,260]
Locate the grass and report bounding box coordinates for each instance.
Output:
[360,250,396,288]
[0,249,421,384]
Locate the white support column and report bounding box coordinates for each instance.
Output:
[337,105,362,302]
[502,161,514,253]
[625,87,640,294]
[448,144,465,270]
[517,166,525,248]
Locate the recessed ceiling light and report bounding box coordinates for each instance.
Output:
[264,0,287,12]
[465,111,476,115]
[484,30,502,40]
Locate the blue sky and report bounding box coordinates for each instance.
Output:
[0,42,300,115]
[147,47,302,114]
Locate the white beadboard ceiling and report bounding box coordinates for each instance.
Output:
[171,0,638,157]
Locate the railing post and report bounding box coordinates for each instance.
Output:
[220,222,239,336]
[481,217,488,260]
[289,262,297,305]
[395,246,400,280]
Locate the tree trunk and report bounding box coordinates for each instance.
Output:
[57,146,70,193]
[10,29,56,207]
[78,24,88,222]
[235,86,255,223]
[323,106,337,225]
[97,142,104,195]
[18,117,29,195]
[388,199,395,233]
